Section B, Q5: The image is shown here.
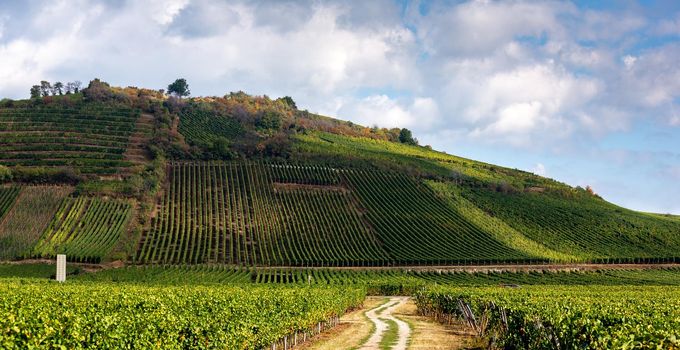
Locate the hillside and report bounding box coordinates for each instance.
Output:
[0,79,679,266]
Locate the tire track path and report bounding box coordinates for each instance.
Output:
[359,296,411,350]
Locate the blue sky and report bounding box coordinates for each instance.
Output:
[0,0,679,213]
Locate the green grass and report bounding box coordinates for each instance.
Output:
[293,131,561,189]
[378,318,399,350]
[0,263,79,279]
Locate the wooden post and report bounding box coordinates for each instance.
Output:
[56,254,66,282]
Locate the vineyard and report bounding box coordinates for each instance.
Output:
[0,104,139,175]
[0,186,72,260]
[72,265,680,288]
[32,197,132,262]
[178,108,243,146]
[135,162,532,266]
[0,280,364,349]
[415,285,680,349]
[0,187,20,221]
[461,186,680,261]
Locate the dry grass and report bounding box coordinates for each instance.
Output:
[393,299,484,350]
[300,296,385,350]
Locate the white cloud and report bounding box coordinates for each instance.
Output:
[418,1,564,56]
[654,13,680,36]
[336,95,439,130]
[622,55,637,70]
[532,163,547,176]
[440,61,599,146]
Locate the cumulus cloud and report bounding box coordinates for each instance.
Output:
[336,95,439,130]
[532,163,547,176]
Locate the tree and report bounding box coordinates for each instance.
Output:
[167,78,190,99]
[30,85,41,99]
[54,82,64,95]
[73,80,82,93]
[82,78,113,101]
[0,165,11,182]
[40,81,52,97]
[398,128,418,145]
[256,110,282,131]
[278,96,297,109]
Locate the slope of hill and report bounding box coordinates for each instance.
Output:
[0,80,678,266]
[0,102,140,177]
[135,162,529,266]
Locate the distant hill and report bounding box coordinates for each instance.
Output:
[0,79,679,265]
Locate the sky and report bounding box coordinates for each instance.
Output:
[0,0,679,214]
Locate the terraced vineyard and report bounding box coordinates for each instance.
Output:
[0,186,72,260]
[136,162,530,266]
[0,104,139,175]
[32,197,132,262]
[178,108,243,146]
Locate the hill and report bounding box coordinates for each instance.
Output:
[0,79,679,266]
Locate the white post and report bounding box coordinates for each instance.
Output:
[56,254,66,282]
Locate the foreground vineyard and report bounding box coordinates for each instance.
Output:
[415,285,680,349]
[0,104,139,175]
[136,162,530,266]
[0,280,364,349]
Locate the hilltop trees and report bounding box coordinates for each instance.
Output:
[66,81,82,94]
[30,86,41,99]
[40,81,52,97]
[28,80,82,98]
[167,79,190,99]
[53,82,64,95]
[399,128,418,145]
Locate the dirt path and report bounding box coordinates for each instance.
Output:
[300,297,384,350]
[359,296,411,350]
[393,299,482,350]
